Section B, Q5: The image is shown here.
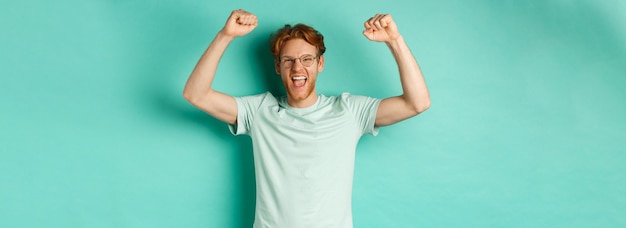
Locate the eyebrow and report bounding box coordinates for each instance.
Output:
[280,54,315,58]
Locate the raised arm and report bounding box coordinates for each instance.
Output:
[183,9,258,125]
[362,14,430,127]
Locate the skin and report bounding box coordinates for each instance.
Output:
[183,10,430,126]
[275,39,325,108]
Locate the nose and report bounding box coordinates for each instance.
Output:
[291,59,304,71]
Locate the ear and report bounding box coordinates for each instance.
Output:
[317,55,325,72]
[274,59,281,75]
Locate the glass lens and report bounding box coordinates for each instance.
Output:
[301,55,315,66]
[280,55,316,68]
[281,58,293,67]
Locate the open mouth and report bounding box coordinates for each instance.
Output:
[291,76,307,88]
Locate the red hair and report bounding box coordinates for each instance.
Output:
[270,24,326,58]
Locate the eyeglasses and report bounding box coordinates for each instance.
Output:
[279,55,318,68]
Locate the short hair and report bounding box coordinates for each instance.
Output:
[270,24,326,59]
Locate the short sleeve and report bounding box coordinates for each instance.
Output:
[228,92,273,135]
[340,93,381,136]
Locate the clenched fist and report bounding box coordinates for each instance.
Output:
[362,14,400,42]
[221,9,258,38]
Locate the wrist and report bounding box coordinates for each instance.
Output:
[385,35,404,47]
[216,30,236,41]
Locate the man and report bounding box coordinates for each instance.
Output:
[183,9,430,228]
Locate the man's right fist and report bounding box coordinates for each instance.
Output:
[221,9,258,37]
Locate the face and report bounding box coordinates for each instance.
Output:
[275,38,325,107]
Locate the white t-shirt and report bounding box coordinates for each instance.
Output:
[229,92,380,228]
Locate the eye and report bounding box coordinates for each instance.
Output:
[302,56,315,62]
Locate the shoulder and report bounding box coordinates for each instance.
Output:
[236,91,278,103]
[318,92,363,102]
[237,91,276,99]
[233,92,281,114]
[320,93,380,113]
[337,92,380,104]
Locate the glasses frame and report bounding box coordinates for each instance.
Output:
[278,55,319,68]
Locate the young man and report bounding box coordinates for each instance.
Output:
[183,9,430,228]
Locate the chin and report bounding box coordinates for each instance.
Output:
[282,78,317,103]
[288,92,309,101]
[287,88,315,100]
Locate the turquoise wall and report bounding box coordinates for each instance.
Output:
[2,0,625,227]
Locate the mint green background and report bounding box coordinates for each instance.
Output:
[1,0,625,227]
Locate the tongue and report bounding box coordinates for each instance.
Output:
[293,79,306,87]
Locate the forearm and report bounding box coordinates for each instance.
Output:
[386,36,430,112]
[183,32,235,102]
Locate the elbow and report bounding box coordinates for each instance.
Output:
[183,88,215,107]
[183,89,200,105]
[412,99,430,114]
[402,93,430,115]
[182,90,193,102]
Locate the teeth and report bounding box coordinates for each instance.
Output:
[292,76,306,80]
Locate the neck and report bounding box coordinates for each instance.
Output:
[287,93,318,108]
